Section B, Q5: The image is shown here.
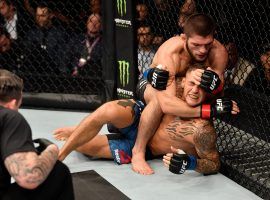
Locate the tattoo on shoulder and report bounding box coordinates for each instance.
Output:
[193,120,220,173]
[193,120,216,152]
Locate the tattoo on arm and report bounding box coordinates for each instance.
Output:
[4,146,58,188]
[193,120,220,173]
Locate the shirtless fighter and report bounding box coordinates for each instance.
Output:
[132,13,229,174]
[53,65,239,175]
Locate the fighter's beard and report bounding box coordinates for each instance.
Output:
[186,40,207,65]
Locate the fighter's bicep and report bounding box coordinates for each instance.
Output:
[153,52,178,74]
[193,122,219,161]
[209,47,228,76]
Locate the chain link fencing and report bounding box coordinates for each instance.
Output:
[0,0,104,109]
[0,0,269,197]
[136,0,269,199]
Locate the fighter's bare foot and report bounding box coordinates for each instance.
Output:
[131,152,154,175]
[53,126,75,141]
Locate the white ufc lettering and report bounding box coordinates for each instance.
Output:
[151,72,158,87]
[114,149,121,163]
[216,99,223,111]
[179,160,188,174]
[210,75,218,90]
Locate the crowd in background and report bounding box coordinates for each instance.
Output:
[135,0,269,97]
[0,0,269,96]
[0,0,102,77]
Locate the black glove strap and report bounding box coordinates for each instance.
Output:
[169,163,181,174]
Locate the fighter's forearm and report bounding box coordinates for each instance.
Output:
[159,93,201,118]
[59,115,100,160]
[59,130,89,160]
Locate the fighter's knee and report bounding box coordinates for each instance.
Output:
[98,101,120,118]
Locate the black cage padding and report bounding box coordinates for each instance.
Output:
[102,0,117,101]
[22,93,102,110]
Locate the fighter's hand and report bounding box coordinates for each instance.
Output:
[201,98,240,119]
[189,68,204,86]
[231,100,240,115]
[200,69,223,94]
[163,146,180,167]
[163,146,197,175]
[143,64,169,90]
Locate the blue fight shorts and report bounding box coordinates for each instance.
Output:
[107,100,153,165]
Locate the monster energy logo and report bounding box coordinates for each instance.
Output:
[117,0,126,17]
[118,60,129,87]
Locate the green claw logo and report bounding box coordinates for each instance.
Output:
[117,0,126,17]
[118,60,129,87]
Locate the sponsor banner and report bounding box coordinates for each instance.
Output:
[118,60,129,87]
[116,0,126,17]
[115,0,137,99]
[117,60,134,98]
[115,0,132,28]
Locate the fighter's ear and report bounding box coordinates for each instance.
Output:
[182,34,187,41]
[181,77,186,88]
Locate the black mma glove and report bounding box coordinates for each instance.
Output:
[200,70,223,94]
[169,150,197,174]
[33,138,54,153]
[143,66,169,90]
[201,98,233,119]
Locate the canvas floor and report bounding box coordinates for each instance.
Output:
[20,108,262,200]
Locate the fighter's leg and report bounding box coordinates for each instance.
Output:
[54,128,112,158]
[58,99,136,161]
[132,84,163,175]
[76,135,112,159]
